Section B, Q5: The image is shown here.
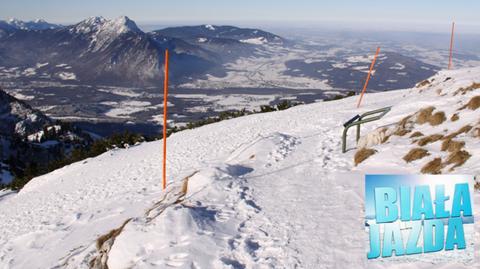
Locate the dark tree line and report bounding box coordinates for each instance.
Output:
[3,100,304,190]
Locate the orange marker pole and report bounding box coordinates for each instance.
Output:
[162,49,169,190]
[448,22,455,70]
[357,47,380,108]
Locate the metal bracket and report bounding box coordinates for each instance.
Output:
[342,107,391,153]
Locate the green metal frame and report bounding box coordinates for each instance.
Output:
[342,107,391,153]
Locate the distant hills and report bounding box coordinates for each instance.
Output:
[2,18,62,31]
[0,16,441,91]
[0,16,284,86]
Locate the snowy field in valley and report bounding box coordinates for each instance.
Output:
[0,67,479,268]
[174,94,278,113]
[179,45,334,90]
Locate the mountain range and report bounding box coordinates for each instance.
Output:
[1,18,61,31]
[0,16,284,86]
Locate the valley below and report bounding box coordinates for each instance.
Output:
[1,17,479,138]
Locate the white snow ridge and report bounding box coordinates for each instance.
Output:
[205,24,215,31]
[0,67,479,268]
[240,37,268,45]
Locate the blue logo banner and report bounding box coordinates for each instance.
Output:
[365,174,475,263]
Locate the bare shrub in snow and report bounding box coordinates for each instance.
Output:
[354,148,377,166]
[403,148,430,163]
[417,134,444,146]
[421,158,444,174]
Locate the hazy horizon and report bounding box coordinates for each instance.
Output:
[1,0,479,34]
[2,16,480,36]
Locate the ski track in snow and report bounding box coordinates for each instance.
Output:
[1,67,480,268]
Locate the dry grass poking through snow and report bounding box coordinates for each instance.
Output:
[416,106,435,124]
[445,150,472,171]
[95,219,132,250]
[429,111,446,125]
[398,115,412,128]
[441,139,465,152]
[444,125,472,140]
[415,106,446,126]
[459,95,480,110]
[91,218,133,269]
[417,134,444,146]
[416,79,431,88]
[450,113,459,121]
[403,148,430,163]
[471,126,480,138]
[355,75,480,174]
[354,148,377,166]
[421,158,444,174]
[454,82,480,95]
[410,131,423,138]
[393,128,410,136]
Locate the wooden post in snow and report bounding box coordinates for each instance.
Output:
[448,22,455,70]
[357,47,380,108]
[162,49,169,190]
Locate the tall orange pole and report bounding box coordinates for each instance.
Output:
[357,47,380,108]
[162,49,169,190]
[448,22,455,70]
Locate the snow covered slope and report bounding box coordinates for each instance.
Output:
[0,67,479,268]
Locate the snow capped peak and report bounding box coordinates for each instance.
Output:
[205,24,216,31]
[73,16,106,34]
[72,16,144,52]
[74,16,141,35]
[106,16,141,34]
[4,18,61,30]
[34,19,45,23]
[8,18,20,24]
[81,16,107,27]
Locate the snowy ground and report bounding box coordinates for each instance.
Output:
[0,67,479,268]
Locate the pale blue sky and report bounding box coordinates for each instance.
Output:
[0,0,477,31]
